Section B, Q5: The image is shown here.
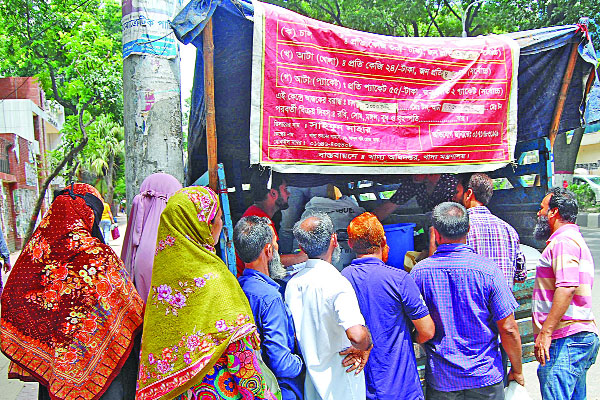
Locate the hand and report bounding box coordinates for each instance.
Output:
[507,368,525,386]
[534,331,552,366]
[339,345,372,375]
[2,261,10,273]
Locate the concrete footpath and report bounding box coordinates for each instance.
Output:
[0,213,129,400]
[577,212,600,228]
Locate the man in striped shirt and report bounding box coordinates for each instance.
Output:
[533,187,599,399]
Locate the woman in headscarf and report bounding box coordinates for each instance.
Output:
[136,186,277,400]
[121,173,182,301]
[0,183,144,400]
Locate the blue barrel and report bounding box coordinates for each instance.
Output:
[383,223,416,269]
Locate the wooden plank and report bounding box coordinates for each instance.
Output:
[548,42,579,149]
[203,18,219,191]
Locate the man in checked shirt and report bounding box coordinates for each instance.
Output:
[453,173,527,385]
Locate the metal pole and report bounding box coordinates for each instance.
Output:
[203,18,219,192]
[462,1,482,37]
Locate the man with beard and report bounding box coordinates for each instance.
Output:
[286,213,372,400]
[342,212,435,400]
[236,168,308,276]
[235,216,304,400]
[532,188,599,399]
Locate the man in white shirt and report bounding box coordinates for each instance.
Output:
[286,213,372,400]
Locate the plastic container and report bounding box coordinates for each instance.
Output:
[383,223,416,269]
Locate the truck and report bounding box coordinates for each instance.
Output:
[170,0,599,376]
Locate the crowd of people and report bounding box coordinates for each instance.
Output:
[0,171,597,400]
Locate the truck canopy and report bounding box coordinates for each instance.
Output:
[172,0,599,185]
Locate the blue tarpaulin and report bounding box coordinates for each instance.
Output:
[172,0,599,185]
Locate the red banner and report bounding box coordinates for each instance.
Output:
[250,2,519,173]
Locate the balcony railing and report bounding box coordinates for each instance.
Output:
[0,138,12,175]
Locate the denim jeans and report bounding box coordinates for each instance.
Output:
[99,220,112,242]
[278,184,329,254]
[538,331,600,400]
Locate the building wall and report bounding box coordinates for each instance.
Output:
[0,133,39,250]
[576,131,600,174]
[0,77,60,250]
[0,77,44,107]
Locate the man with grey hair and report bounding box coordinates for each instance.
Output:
[454,172,527,386]
[286,213,372,400]
[412,202,524,399]
[235,216,304,400]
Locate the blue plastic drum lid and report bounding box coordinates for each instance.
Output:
[382,223,416,269]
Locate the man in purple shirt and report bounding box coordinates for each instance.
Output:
[342,212,435,400]
[454,172,527,385]
[412,202,524,399]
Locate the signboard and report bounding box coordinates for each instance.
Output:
[250,2,520,173]
[121,0,181,59]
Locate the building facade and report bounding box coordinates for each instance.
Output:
[0,77,63,251]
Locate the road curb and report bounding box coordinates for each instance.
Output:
[576,213,600,228]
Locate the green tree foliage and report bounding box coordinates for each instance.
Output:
[0,0,124,240]
[268,0,599,40]
[568,182,597,209]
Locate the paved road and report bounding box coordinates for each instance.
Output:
[0,220,599,399]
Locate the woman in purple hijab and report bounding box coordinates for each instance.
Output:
[121,173,182,301]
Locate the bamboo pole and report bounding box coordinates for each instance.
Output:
[584,67,596,99]
[548,42,579,150]
[203,18,219,191]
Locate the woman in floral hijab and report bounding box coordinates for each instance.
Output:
[136,186,276,400]
[0,183,144,399]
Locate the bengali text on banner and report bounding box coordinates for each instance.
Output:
[249,1,520,174]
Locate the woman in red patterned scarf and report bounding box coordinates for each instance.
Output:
[0,183,144,399]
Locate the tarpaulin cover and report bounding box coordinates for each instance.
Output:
[249,2,520,174]
[172,0,599,184]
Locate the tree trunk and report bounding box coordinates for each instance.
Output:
[23,108,89,243]
[553,127,585,187]
[123,44,184,212]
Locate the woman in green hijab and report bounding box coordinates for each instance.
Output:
[136,186,276,400]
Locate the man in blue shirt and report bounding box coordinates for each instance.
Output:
[342,212,435,400]
[234,216,304,400]
[412,202,524,399]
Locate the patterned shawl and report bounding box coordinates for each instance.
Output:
[136,187,257,400]
[0,183,144,400]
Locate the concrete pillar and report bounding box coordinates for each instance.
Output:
[123,55,184,208]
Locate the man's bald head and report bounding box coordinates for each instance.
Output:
[293,213,335,258]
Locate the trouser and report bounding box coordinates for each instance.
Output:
[99,220,111,241]
[278,184,329,254]
[537,331,600,400]
[426,381,504,400]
